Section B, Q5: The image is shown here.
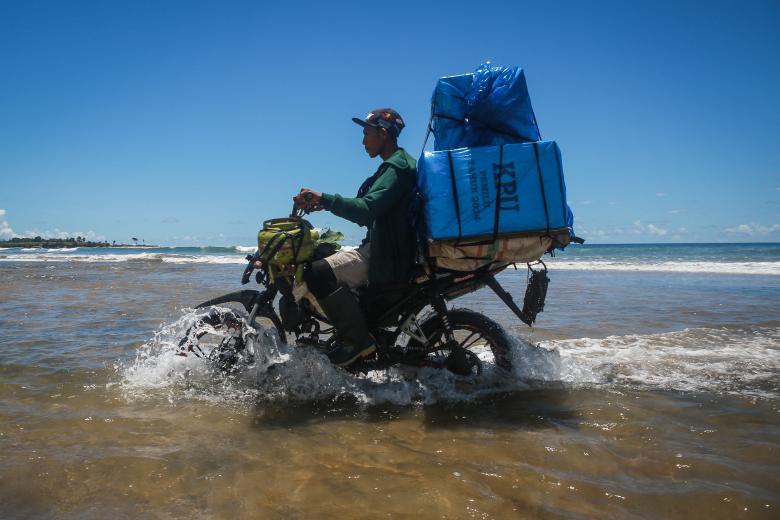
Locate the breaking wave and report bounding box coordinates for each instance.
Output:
[2,249,778,275]
[119,309,780,407]
[547,326,780,397]
[1,252,247,264]
[547,260,780,276]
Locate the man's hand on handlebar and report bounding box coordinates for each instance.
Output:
[293,188,324,212]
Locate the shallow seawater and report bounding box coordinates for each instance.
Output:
[1,256,779,519]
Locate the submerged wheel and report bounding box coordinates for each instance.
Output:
[408,308,513,376]
[177,308,253,372]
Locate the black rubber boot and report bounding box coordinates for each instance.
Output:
[318,286,376,367]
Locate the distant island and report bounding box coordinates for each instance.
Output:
[0,237,159,248]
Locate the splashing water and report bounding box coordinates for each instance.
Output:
[120,307,780,407]
[119,308,555,406]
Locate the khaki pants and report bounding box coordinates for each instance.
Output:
[324,244,370,290]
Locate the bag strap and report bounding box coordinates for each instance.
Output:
[447,150,463,244]
[260,232,289,263]
[491,144,505,249]
[532,142,551,237]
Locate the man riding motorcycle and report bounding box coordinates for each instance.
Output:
[293,108,417,367]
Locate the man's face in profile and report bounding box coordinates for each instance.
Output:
[362,126,385,158]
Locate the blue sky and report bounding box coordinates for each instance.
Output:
[1,0,778,245]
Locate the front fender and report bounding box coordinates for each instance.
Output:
[196,290,263,314]
[195,289,287,344]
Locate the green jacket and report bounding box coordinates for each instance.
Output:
[320,148,418,286]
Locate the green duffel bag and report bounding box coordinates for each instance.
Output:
[257,217,345,283]
[257,217,318,283]
[258,217,318,266]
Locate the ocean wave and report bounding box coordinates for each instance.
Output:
[547,260,780,275]
[545,326,780,397]
[0,252,247,264]
[46,247,80,252]
[3,250,779,275]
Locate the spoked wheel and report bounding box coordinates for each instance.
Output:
[408,308,513,377]
[177,308,253,372]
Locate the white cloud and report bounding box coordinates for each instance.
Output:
[633,220,668,236]
[1,209,107,241]
[647,224,667,236]
[1,209,18,239]
[723,223,780,236]
[22,228,106,241]
[581,200,593,205]
[725,224,752,234]
[656,192,667,198]
[668,209,686,214]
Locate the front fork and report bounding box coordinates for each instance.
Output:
[196,289,286,343]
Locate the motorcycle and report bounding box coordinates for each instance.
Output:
[176,203,551,378]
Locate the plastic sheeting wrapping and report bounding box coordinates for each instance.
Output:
[417,140,572,241]
[427,233,570,271]
[430,63,540,151]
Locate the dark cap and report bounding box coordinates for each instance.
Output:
[352,108,405,137]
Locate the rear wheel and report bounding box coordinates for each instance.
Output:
[408,308,513,376]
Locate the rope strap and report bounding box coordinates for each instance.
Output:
[532,142,551,236]
[447,150,463,244]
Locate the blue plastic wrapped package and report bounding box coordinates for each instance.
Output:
[430,63,541,151]
[464,63,541,147]
[430,74,472,150]
[418,141,572,240]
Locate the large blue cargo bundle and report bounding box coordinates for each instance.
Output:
[431,63,541,151]
[418,140,572,241]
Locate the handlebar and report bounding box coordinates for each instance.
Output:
[292,192,316,218]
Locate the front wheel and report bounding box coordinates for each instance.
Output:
[177,307,253,372]
[408,308,513,377]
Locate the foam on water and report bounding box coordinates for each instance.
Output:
[119,309,780,406]
[3,249,779,275]
[547,260,780,275]
[545,326,780,397]
[1,252,246,264]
